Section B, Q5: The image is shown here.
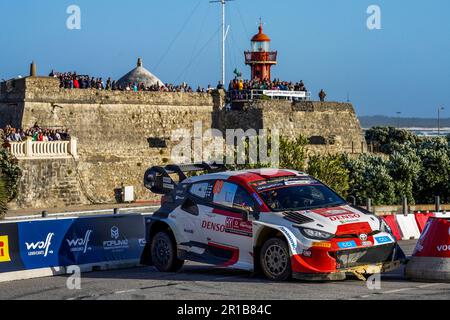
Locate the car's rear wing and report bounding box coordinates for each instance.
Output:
[144,162,227,194]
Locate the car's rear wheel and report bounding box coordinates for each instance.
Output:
[151,231,184,272]
[260,237,292,281]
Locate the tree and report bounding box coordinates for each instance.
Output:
[279,135,308,171]
[307,153,349,198]
[344,154,396,206]
[0,176,7,218]
[415,137,450,203]
[0,148,21,201]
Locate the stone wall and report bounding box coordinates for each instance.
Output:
[1,77,365,209]
[13,158,87,209]
[214,100,365,154]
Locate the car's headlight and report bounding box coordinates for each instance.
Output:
[297,227,334,240]
[379,218,392,234]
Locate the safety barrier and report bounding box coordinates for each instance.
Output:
[405,217,450,282]
[381,211,449,240]
[414,212,435,232]
[396,214,421,240]
[0,213,148,282]
[381,215,402,241]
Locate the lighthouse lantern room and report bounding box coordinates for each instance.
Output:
[244,21,277,81]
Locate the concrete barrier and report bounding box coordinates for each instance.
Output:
[396,214,421,240]
[0,213,148,282]
[405,217,450,282]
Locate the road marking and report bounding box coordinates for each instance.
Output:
[114,289,137,294]
[357,282,443,299]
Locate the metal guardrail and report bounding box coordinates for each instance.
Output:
[8,137,78,159]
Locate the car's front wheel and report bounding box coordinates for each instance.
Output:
[151,231,184,272]
[260,237,292,281]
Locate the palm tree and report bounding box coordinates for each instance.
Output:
[0,176,7,219]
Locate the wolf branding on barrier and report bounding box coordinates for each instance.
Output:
[66,230,93,254]
[25,233,54,257]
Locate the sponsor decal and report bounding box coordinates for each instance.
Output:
[201,220,225,232]
[138,238,146,247]
[359,233,368,241]
[329,213,361,222]
[25,233,54,257]
[325,209,349,215]
[280,227,297,250]
[0,236,11,262]
[361,241,373,247]
[103,226,129,250]
[213,180,224,194]
[374,235,392,245]
[284,179,314,186]
[301,249,312,257]
[162,177,172,184]
[311,242,331,248]
[66,230,93,253]
[225,217,252,237]
[254,182,284,192]
[252,192,263,206]
[437,244,450,252]
[337,240,357,249]
[111,226,119,239]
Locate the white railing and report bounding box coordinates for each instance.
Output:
[228,89,311,102]
[8,137,78,159]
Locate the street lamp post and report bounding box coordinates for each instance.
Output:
[438,107,444,136]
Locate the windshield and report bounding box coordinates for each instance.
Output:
[258,184,346,211]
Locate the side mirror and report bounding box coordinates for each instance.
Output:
[239,208,249,222]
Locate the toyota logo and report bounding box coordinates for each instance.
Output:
[359,233,368,241]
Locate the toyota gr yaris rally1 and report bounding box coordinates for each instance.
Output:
[142,163,405,281]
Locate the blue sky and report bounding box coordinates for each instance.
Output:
[0,0,449,117]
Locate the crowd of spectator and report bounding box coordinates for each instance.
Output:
[49,70,217,93]
[228,78,308,92]
[47,71,325,101]
[1,124,70,143]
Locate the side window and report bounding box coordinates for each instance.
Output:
[189,182,213,200]
[212,181,255,210]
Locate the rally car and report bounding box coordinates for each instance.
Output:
[142,163,406,281]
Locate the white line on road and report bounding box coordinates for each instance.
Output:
[358,282,443,299]
[114,289,138,294]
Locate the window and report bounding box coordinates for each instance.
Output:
[189,182,212,200]
[212,181,255,210]
[258,184,345,211]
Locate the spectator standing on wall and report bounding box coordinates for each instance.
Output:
[319,89,326,102]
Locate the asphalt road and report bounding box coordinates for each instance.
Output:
[0,240,449,300]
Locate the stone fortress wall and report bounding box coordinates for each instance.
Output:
[0,77,365,209]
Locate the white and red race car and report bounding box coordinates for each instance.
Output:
[143,163,405,281]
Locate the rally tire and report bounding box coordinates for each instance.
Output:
[151,231,184,272]
[260,237,292,281]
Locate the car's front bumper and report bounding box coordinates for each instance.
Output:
[291,242,406,280]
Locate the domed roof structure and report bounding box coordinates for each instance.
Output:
[117,58,163,88]
[251,23,270,42]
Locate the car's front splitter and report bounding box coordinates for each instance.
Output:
[292,259,404,281]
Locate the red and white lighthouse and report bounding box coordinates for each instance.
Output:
[244,22,277,81]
